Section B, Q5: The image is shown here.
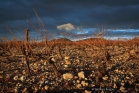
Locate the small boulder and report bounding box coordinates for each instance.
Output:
[63,73,74,80]
[0,75,3,79]
[76,84,82,89]
[44,85,49,90]
[81,81,88,86]
[102,75,108,80]
[22,87,27,93]
[64,56,70,60]
[85,90,91,93]
[130,49,137,57]
[120,86,127,92]
[20,76,26,82]
[13,76,19,81]
[78,71,85,79]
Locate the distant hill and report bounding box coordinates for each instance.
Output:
[75,37,105,42]
[50,38,72,42]
[48,37,107,44]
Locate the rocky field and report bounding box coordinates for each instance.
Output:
[0,41,139,93]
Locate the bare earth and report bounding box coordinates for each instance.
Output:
[0,43,139,93]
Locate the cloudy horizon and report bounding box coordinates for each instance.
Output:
[0,0,139,41]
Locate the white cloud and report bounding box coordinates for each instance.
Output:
[57,23,75,31]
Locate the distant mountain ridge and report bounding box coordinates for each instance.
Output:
[50,38,72,42]
[50,37,105,42]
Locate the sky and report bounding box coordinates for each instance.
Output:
[0,0,139,41]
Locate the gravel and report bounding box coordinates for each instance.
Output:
[0,45,139,92]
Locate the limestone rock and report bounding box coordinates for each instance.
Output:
[44,85,49,90]
[13,76,19,81]
[63,73,74,80]
[20,76,26,82]
[64,56,71,64]
[81,81,88,86]
[113,83,117,88]
[22,87,27,93]
[78,71,85,79]
[76,84,82,89]
[102,75,108,80]
[0,75,3,79]
[64,56,70,60]
[85,90,91,93]
[120,86,127,92]
[130,49,138,58]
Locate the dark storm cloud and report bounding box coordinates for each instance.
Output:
[0,0,139,40]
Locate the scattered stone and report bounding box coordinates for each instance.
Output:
[120,86,127,92]
[74,76,78,80]
[121,81,125,86]
[20,76,26,82]
[22,70,26,75]
[113,83,117,88]
[1,44,139,92]
[22,87,27,93]
[102,75,108,80]
[78,71,85,79]
[44,85,49,90]
[64,56,71,64]
[13,76,19,81]
[76,84,82,89]
[63,64,68,68]
[0,71,3,74]
[76,80,80,83]
[0,75,3,79]
[63,73,74,80]
[64,56,70,60]
[130,49,137,57]
[65,60,71,65]
[84,90,91,93]
[125,76,130,79]
[81,81,88,86]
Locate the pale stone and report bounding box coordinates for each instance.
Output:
[78,71,85,79]
[130,49,136,57]
[44,85,49,90]
[120,86,127,92]
[129,72,134,77]
[85,90,91,93]
[76,80,80,83]
[22,87,27,93]
[121,82,125,86]
[102,75,108,80]
[63,73,74,80]
[76,84,82,89]
[43,62,47,65]
[14,88,18,93]
[13,76,19,81]
[63,64,68,68]
[64,56,70,60]
[64,56,71,64]
[0,71,3,74]
[65,60,71,65]
[101,91,105,93]
[125,76,130,79]
[81,81,88,86]
[90,83,95,87]
[20,76,26,82]
[113,83,117,88]
[0,75,3,79]
[114,69,119,73]
[74,76,78,80]
[76,59,80,62]
[22,70,26,75]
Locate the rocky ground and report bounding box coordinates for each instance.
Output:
[0,44,139,93]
